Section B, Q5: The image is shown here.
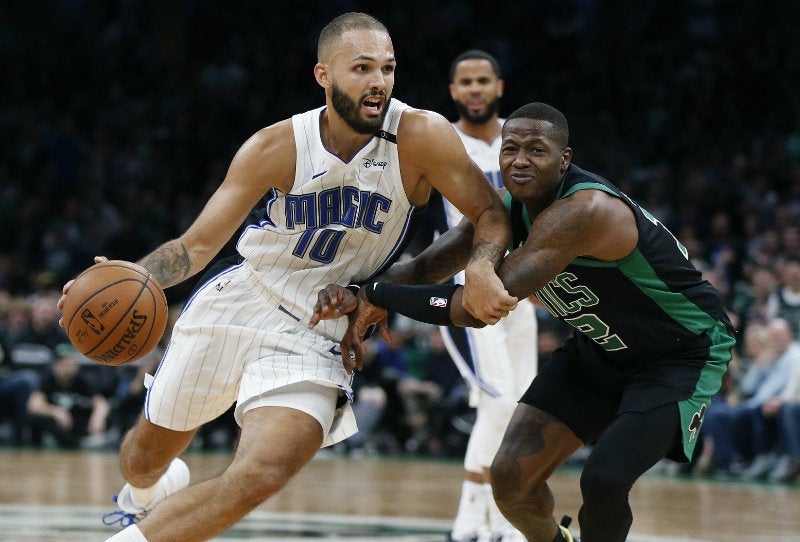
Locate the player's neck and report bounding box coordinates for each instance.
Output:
[321,110,374,163]
[455,117,501,144]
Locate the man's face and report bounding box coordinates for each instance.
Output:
[330,82,391,134]
[449,58,503,124]
[324,29,396,134]
[500,118,570,202]
[783,261,800,290]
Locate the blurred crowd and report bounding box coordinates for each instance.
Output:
[3,0,800,485]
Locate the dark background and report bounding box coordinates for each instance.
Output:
[1,0,799,303]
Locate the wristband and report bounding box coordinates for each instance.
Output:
[363,282,459,326]
[345,284,360,296]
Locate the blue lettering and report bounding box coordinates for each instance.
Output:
[284,188,391,233]
[341,186,361,228]
[318,188,341,227]
[363,194,391,233]
[309,229,346,263]
[355,190,370,228]
[292,229,315,258]
[285,194,317,229]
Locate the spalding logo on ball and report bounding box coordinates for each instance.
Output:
[62,260,169,366]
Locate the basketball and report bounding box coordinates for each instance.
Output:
[61,260,168,366]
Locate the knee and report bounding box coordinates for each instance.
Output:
[224,460,295,508]
[119,421,193,480]
[490,452,516,504]
[119,428,164,479]
[580,463,629,504]
[490,452,544,510]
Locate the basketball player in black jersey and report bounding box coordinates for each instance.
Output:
[312,102,737,542]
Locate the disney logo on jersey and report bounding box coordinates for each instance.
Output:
[362,158,388,169]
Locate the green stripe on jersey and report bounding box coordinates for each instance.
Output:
[616,248,716,334]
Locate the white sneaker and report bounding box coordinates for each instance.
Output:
[103,458,190,527]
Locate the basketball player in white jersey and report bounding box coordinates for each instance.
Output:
[442,50,538,542]
[56,13,515,542]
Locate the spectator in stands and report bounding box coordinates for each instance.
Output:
[398,326,465,456]
[698,318,800,478]
[766,258,800,339]
[343,339,392,456]
[758,349,800,482]
[26,343,111,449]
[731,263,778,329]
[0,337,39,445]
[9,295,67,368]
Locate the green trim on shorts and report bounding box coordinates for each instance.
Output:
[677,319,736,461]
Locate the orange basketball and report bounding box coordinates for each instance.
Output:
[61,260,168,366]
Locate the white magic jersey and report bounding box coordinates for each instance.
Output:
[443,121,505,230]
[238,98,416,342]
[145,99,418,446]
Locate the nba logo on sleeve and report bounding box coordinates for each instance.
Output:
[430,297,448,308]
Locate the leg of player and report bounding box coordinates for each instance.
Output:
[111,419,196,523]
[105,406,326,542]
[577,404,681,542]
[490,404,583,542]
[449,468,488,542]
[477,396,526,542]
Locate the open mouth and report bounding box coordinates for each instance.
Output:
[363,96,384,116]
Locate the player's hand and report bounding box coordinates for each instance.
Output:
[309,284,359,328]
[462,260,518,324]
[340,289,391,375]
[57,256,109,327]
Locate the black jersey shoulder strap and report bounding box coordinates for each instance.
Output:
[374,129,397,144]
[510,198,529,249]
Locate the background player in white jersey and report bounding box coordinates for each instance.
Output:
[56,13,514,542]
[443,50,538,542]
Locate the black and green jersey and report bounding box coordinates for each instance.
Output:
[506,163,732,366]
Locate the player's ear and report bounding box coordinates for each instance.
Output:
[497,78,505,98]
[314,63,331,89]
[448,83,458,102]
[560,147,573,172]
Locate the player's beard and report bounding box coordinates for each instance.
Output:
[331,83,391,135]
[454,97,500,124]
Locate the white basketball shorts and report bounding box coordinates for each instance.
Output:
[143,261,357,447]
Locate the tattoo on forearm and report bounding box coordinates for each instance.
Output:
[468,241,503,266]
[140,242,191,288]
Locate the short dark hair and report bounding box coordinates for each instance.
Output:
[506,102,569,145]
[448,49,502,82]
[318,12,389,62]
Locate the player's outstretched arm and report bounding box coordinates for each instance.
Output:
[140,121,296,289]
[381,217,477,285]
[361,281,512,328]
[397,110,514,323]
